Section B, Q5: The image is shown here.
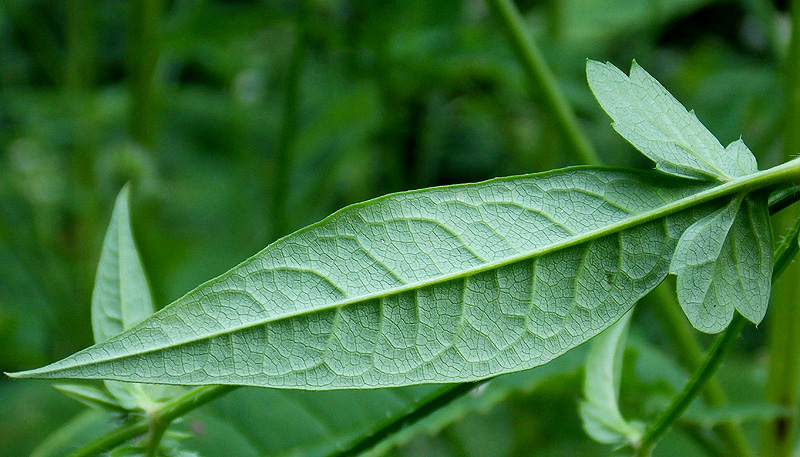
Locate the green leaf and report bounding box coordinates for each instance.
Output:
[580,309,642,445]
[90,184,164,410]
[9,167,723,387]
[51,382,127,412]
[586,60,758,181]
[670,194,772,333]
[92,183,155,344]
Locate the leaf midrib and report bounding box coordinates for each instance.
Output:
[14,160,800,378]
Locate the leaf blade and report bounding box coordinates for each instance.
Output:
[670,196,743,333]
[91,184,164,410]
[670,193,772,332]
[92,184,154,344]
[9,168,718,388]
[587,60,758,181]
[580,309,642,445]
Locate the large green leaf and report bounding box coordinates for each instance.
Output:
[586,60,758,181]
[10,167,724,388]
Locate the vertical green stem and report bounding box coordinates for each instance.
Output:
[483,0,600,166]
[763,2,800,455]
[270,1,308,240]
[648,287,753,457]
[637,314,748,456]
[127,0,163,147]
[144,414,167,457]
[65,0,100,329]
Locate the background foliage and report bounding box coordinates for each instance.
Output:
[0,0,789,455]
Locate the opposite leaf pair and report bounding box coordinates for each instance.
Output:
[588,60,772,333]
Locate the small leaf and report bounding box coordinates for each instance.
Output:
[670,194,772,333]
[51,382,127,412]
[580,310,642,445]
[587,60,758,181]
[92,183,154,343]
[91,184,163,410]
[728,194,772,325]
[8,168,721,388]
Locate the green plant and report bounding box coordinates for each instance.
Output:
[8,52,800,456]
[7,0,800,455]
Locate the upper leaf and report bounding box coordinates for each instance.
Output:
[92,184,155,344]
[91,184,163,410]
[669,193,772,333]
[8,168,717,388]
[587,60,758,181]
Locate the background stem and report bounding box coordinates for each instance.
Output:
[637,314,748,456]
[270,0,308,240]
[127,0,162,147]
[483,0,600,166]
[762,1,800,453]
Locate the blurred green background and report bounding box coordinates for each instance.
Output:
[0,0,790,455]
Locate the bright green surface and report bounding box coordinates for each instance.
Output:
[587,60,758,181]
[12,167,715,387]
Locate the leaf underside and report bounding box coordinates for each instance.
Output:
[670,194,772,333]
[586,60,757,181]
[580,309,641,444]
[9,167,718,388]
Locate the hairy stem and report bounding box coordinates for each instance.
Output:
[648,288,753,457]
[483,0,600,166]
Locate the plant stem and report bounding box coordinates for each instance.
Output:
[144,414,167,457]
[65,385,237,457]
[637,313,748,456]
[763,1,800,455]
[127,0,162,147]
[328,379,490,457]
[484,0,601,166]
[270,0,308,240]
[648,287,754,457]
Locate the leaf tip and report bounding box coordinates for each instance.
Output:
[5,369,30,379]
